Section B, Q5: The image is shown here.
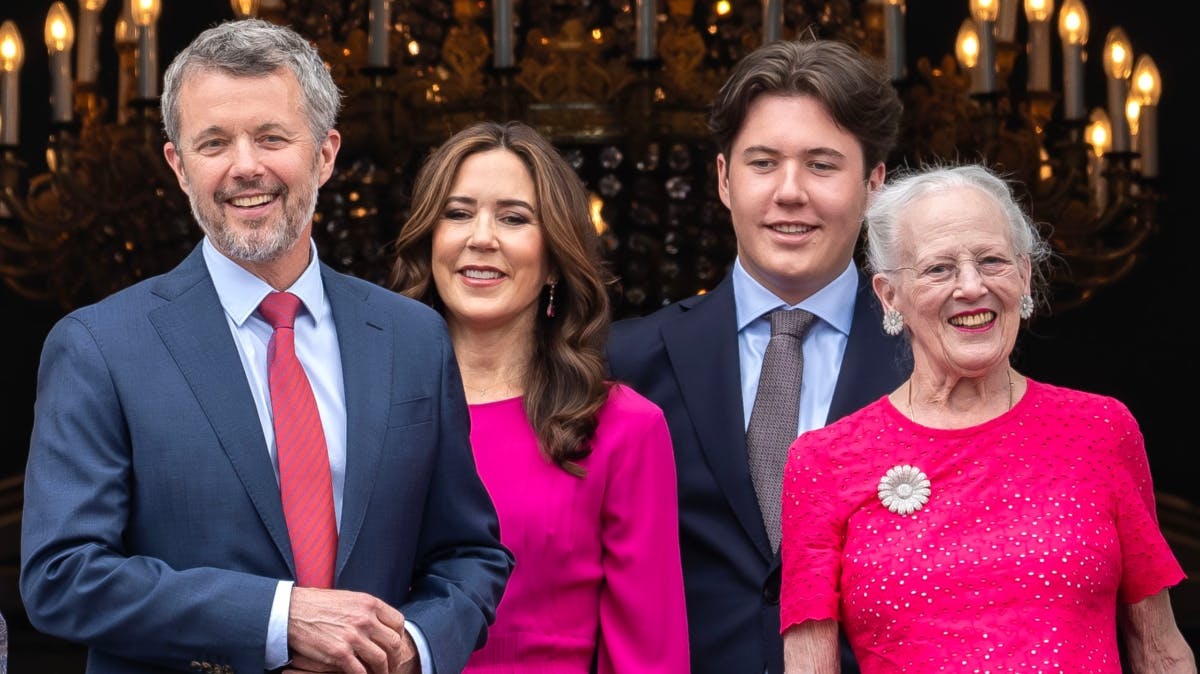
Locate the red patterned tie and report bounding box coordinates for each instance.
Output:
[259,291,337,588]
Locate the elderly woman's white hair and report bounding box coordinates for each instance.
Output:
[863,163,1053,313]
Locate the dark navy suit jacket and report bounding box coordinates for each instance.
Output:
[20,244,513,674]
[607,271,908,674]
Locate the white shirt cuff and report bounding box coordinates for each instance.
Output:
[265,580,294,670]
[406,620,435,674]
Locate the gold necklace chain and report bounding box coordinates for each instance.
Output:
[907,368,1013,422]
[463,371,525,397]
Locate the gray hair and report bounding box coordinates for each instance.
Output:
[864,164,1053,304]
[161,18,341,147]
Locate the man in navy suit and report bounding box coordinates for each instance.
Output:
[20,19,511,674]
[607,39,909,674]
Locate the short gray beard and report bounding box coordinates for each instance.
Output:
[189,181,319,264]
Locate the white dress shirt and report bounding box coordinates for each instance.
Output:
[732,257,859,433]
[202,238,433,672]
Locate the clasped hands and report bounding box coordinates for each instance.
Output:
[283,587,419,674]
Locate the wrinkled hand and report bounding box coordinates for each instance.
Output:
[281,586,418,674]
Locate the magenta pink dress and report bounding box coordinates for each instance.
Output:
[463,383,689,673]
[780,378,1185,673]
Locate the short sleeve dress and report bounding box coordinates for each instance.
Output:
[780,378,1185,673]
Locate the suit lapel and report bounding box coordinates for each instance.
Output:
[661,280,773,559]
[322,268,389,582]
[147,247,294,571]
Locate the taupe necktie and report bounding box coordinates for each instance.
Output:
[747,308,816,554]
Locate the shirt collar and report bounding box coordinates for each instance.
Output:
[201,237,328,327]
[732,257,860,335]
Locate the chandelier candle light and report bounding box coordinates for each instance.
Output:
[1103,27,1131,153]
[131,0,160,101]
[368,0,391,69]
[1130,54,1160,177]
[882,0,906,82]
[1025,0,1052,92]
[0,20,22,146]
[44,2,73,125]
[493,0,513,69]
[635,0,657,61]
[75,0,104,85]
[762,0,783,44]
[113,3,134,123]
[969,0,997,94]
[1058,0,1087,120]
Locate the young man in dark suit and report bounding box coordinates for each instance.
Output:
[608,38,908,674]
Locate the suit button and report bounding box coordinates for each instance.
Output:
[763,584,780,604]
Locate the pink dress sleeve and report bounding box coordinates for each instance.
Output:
[779,425,845,630]
[595,386,691,673]
[1104,402,1187,604]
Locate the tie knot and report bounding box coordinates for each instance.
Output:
[259,291,303,330]
[769,308,815,339]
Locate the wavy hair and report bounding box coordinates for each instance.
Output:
[389,121,612,476]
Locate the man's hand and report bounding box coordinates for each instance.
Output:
[281,586,419,674]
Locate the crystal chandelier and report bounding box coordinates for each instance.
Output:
[0,0,1164,316]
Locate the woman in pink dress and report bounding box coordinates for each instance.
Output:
[389,121,689,673]
[780,164,1194,673]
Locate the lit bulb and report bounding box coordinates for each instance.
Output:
[1024,0,1053,23]
[84,0,109,10]
[589,192,608,234]
[131,0,163,27]
[970,0,999,23]
[1131,54,1161,106]
[115,15,134,46]
[1038,147,1053,181]
[0,21,25,72]
[1086,108,1111,157]
[1125,97,1140,137]
[1058,0,1089,46]
[44,2,75,54]
[1102,27,1132,80]
[956,19,980,70]
[230,0,261,18]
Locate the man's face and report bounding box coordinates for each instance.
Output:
[717,93,884,304]
[163,69,339,265]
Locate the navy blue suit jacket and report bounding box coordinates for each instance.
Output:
[20,245,513,674]
[607,271,908,674]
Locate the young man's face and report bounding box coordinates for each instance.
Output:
[717,93,884,304]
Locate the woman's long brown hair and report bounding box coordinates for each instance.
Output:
[388,121,612,476]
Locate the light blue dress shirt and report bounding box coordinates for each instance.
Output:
[732,257,859,434]
[202,238,433,672]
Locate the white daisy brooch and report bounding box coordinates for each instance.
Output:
[877,464,931,515]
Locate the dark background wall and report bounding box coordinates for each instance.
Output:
[1,0,1196,667]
